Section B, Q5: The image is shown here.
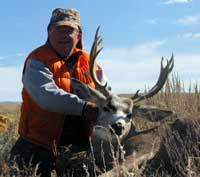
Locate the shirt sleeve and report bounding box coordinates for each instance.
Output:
[22,58,86,116]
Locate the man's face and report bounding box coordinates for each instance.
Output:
[48,25,81,58]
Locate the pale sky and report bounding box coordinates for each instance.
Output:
[0,0,200,101]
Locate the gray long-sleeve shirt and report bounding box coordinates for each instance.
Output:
[22,58,110,116]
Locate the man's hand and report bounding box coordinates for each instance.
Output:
[82,102,99,141]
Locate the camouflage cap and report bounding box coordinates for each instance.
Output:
[48,8,80,30]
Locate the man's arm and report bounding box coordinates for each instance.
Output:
[22,58,85,115]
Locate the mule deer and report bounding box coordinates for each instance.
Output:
[57,27,175,176]
[72,26,174,140]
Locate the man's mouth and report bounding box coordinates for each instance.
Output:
[58,41,72,48]
[59,41,70,44]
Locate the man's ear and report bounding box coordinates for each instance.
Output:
[132,105,174,122]
[48,25,53,35]
[75,30,83,49]
[78,31,82,40]
[71,78,106,103]
[77,30,82,42]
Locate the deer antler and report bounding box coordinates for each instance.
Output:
[132,55,174,103]
[89,26,110,97]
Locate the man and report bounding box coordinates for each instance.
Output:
[10,8,109,176]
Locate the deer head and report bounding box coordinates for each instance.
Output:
[71,27,174,142]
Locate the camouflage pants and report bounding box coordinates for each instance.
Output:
[9,137,95,177]
[9,137,55,177]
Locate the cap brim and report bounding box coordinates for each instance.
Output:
[54,21,79,30]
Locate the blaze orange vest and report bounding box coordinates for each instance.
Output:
[18,44,95,151]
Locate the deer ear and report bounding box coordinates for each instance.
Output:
[71,78,106,102]
[132,105,174,122]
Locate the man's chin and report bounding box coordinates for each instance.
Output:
[56,49,72,59]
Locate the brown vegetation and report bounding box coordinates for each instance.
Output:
[0,114,12,132]
[0,75,199,176]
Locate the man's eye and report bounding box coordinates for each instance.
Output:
[103,107,110,112]
[66,30,73,34]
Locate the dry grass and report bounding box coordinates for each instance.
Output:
[0,74,199,176]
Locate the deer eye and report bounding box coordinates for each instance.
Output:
[107,102,117,112]
[127,113,132,119]
[103,107,110,112]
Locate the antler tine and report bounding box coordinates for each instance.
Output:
[132,55,174,103]
[89,26,110,96]
[132,89,140,100]
[168,54,174,73]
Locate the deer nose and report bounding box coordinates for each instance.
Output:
[111,122,124,136]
